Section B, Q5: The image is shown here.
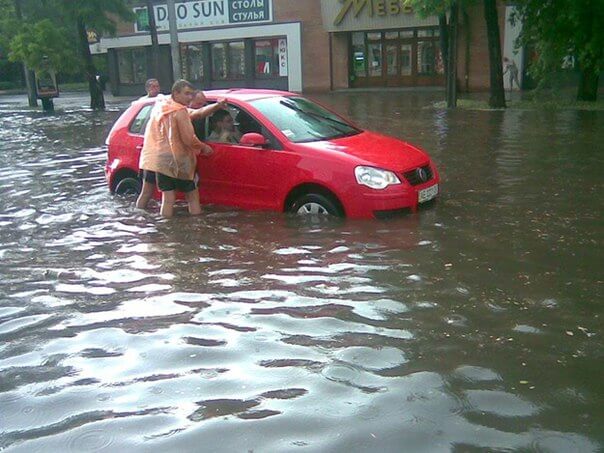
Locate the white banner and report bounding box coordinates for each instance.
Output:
[278,38,288,77]
[135,0,272,32]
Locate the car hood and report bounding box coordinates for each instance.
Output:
[296,131,431,170]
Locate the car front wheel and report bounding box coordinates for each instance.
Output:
[114,177,141,196]
[290,193,342,216]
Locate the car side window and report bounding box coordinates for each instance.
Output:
[207,104,263,144]
[129,104,153,135]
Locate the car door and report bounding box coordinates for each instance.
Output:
[198,104,279,210]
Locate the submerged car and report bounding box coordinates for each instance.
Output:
[105,89,439,219]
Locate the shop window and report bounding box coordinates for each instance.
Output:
[417,41,443,75]
[211,43,227,80]
[384,31,398,40]
[368,42,382,77]
[229,42,245,79]
[254,39,279,76]
[386,44,397,76]
[351,32,366,77]
[400,30,414,38]
[211,41,245,80]
[182,43,204,82]
[117,48,147,84]
[400,44,412,76]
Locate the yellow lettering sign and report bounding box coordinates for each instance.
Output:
[334,0,372,25]
[333,0,413,25]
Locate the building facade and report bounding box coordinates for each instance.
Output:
[90,0,517,96]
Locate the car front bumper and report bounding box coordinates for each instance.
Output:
[344,179,440,219]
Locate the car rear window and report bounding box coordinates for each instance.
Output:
[129,104,153,135]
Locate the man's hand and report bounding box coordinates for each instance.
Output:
[216,98,227,109]
[200,143,213,156]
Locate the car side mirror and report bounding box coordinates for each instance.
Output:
[240,132,268,148]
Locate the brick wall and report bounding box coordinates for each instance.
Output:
[274,0,332,92]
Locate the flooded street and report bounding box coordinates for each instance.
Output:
[0,91,602,452]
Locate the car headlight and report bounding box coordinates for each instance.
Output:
[355,166,401,189]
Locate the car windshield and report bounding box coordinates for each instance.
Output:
[250,96,361,143]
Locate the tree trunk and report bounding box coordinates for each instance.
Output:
[14,0,38,107]
[76,17,105,110]
[446,1,459,108]
[483,0,506,108]
[146,0,161,78]
[439,14,449,78]
[577,64,599,101]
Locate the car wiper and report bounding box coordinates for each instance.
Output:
[279,99,356,133]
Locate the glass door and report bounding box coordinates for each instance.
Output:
[367,32,383,86]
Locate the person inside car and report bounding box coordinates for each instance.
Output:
[188,90,227,139]
[207,109,242,144]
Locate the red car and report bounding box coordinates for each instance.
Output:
[105,89,439,219]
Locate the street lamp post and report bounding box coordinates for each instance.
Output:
[167,0,181,82]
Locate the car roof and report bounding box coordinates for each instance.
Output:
[128,89,297,109]
[203,88,296,102]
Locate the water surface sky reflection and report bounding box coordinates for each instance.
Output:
[0,92,602,452]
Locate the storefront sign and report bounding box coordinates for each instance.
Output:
[334,0,413,25]
[35,68,59,99]
[87,29,99,44]
[278,38,288,77]
[135,0,272,32]
[321,0,437,32]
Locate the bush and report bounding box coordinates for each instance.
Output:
[0,81,19,90]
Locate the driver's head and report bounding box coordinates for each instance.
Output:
[171,79,196,106]
[145,78,160,97]
[190,90,207,109]
[212,109,234,131]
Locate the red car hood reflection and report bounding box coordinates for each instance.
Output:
[295,131,431,170]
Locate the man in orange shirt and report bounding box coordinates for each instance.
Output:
[138,80,212,218]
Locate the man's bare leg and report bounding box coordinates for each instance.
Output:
[136,181,155,209]
[160,190,176,218]
[185,189,201,215]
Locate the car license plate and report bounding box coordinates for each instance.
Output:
[418,184,438,203]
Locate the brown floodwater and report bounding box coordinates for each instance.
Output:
[0,91,602,452]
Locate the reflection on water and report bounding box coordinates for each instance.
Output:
[0,93,602,452]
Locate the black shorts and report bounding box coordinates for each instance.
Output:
[139,169,157,184]
[156,172,197,193]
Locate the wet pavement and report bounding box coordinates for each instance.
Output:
[0,90,602,452]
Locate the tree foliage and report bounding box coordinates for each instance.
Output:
[0,0,133,108]
[8,19,75,71]
[512,0,604,101]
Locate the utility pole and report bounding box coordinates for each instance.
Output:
[145,0,161,78]
[167,0,181,82]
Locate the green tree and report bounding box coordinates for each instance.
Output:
[8,19,75,71]
[2,0,133,109]
[512,0,604,101]
[53,0,134,109]
[405,0,506,108]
